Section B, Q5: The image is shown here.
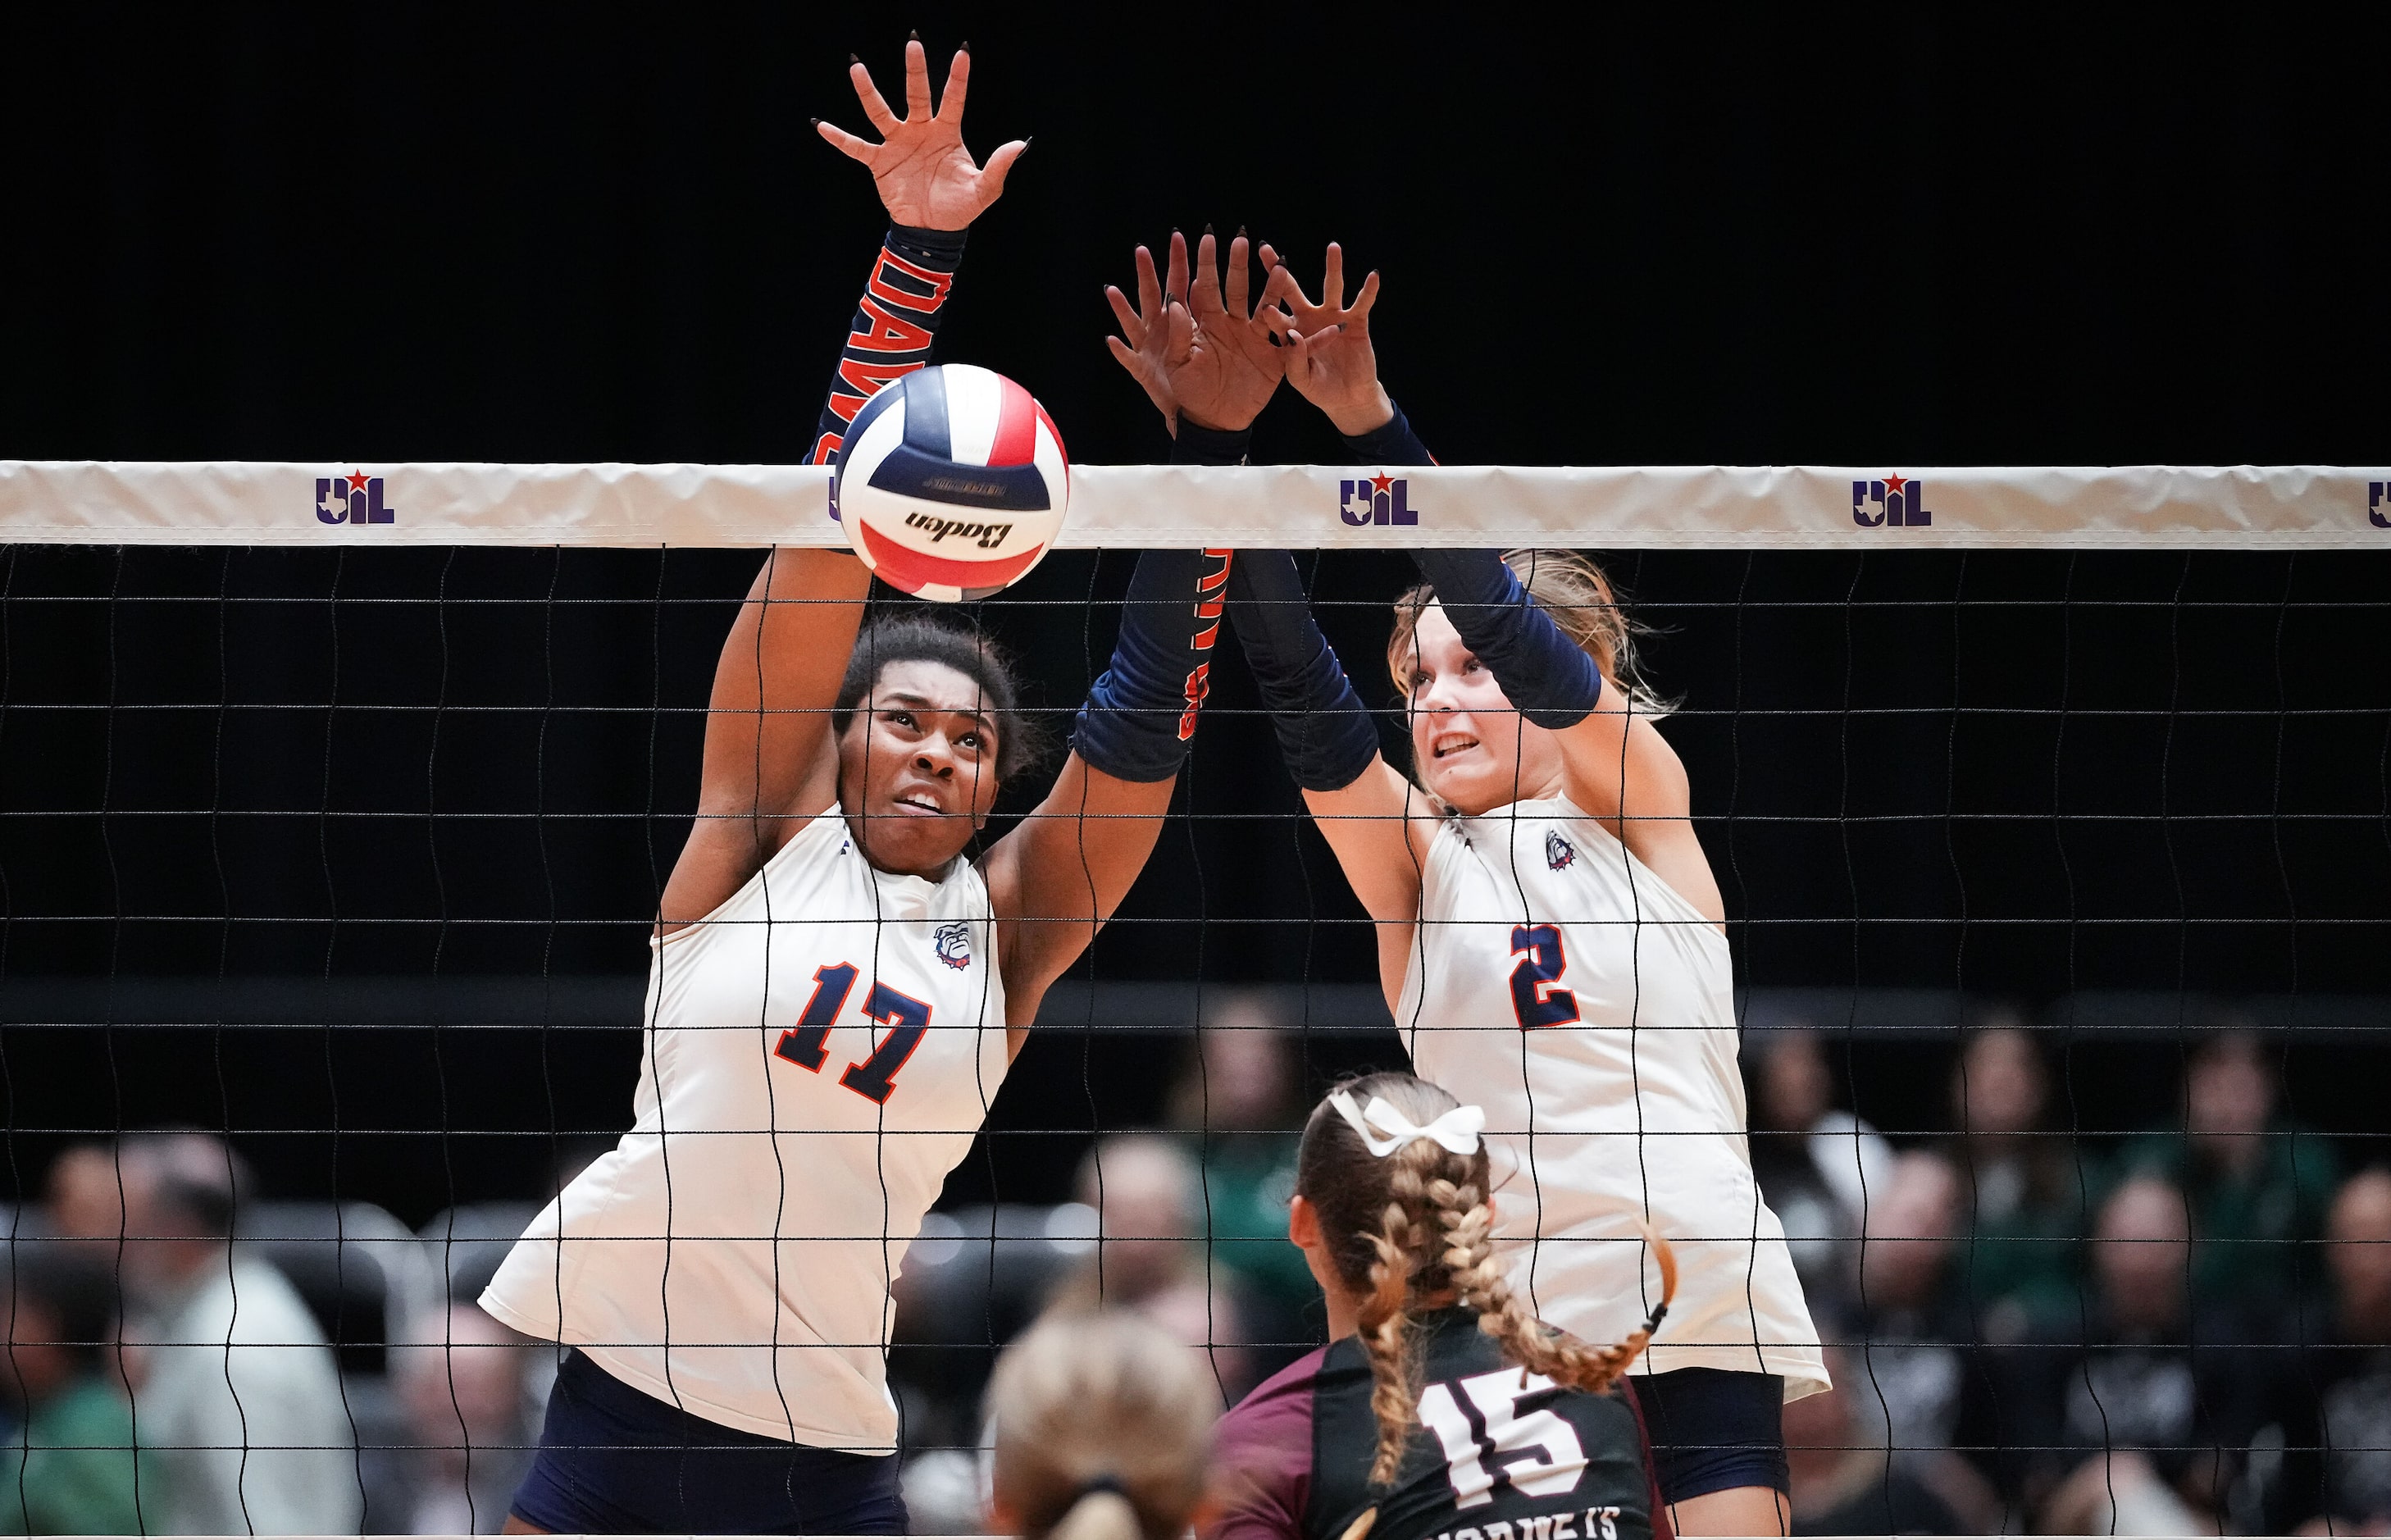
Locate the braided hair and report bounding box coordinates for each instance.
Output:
[1298,1071,1678,1488]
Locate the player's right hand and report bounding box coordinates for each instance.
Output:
[816,39,1026,231]
[1261,243,1396,437]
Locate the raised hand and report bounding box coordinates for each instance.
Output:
[816,39,1025,230]
[1106,229,1286,435]
[1260,243,1394,436]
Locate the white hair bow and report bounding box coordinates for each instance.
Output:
[1328,1091,1487,1159]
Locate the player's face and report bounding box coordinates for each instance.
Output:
[1404,604,1567,815]
[837,658,1004,877]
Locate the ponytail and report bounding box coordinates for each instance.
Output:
[988,1311,1215,1540]
[1298,1073,1678,1489]
[1047,1484,1143,1540]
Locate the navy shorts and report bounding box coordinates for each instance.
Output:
[509,1351,908,1535]
[1633,1367,1789,1505]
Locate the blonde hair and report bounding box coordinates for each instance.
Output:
[1300,1072,1678,1487]
[987,1310,1217,1540]
[1387,549,1669,718]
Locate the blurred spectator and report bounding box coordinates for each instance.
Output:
[392,1301,539,1535]
[43,1143,133,1258]
[2275,1168,2391,1533]
[1946,1027,2086,1338]
[1785,1342,1969,1535]
[1049,1135,1251,1401]
[1836,1144,2057,1516]
[1166,999,1315,1374]
[986,1310,1215,1540]
[2119,1032,2339,1304]
[1,1241,142,1534]
[1748,1028,1893,1308]
[109,1132,362,1535]
[1848,1150,1971,1456]
[2038,1173,2268,1535]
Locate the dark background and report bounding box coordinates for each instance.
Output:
[2,8,2386,1225]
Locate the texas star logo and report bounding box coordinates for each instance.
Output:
[1851,475,1931,528]
[1546,830,1576,871]
[933,921,972,971]
[1340,472,1422,527]
[315,470,397,526]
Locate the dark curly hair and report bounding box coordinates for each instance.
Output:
[830,613,1051,784]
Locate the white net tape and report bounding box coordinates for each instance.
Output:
[3,460,2388,548]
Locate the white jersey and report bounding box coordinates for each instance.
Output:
[482,807,1009,1451]
[1399,795,1826,1401]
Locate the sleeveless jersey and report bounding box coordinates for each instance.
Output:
[1397,796,1824,1401]
[481,807,1009,1451]
[1211,1308,1668,1540]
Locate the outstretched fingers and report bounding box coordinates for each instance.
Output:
[847,57,901,136]
[1191,229,1227,323]
[935,44,971,122]
[1105,243,1171,344]
[1259,260,1314,319]
[1164,296,1197,361]
[1132,243,1163,326]
[1164,229,1191,313]
[815,119,878,163]
[1104,332,1147,379]
[1346,269,1382,330]
[902,37,933,120]
[978,138,1026,198]
[1223,234,1250,319]
[1323,241,1347,312]
[1104,285,1144,344]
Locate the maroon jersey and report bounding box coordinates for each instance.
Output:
[1211,1309,1669,1540]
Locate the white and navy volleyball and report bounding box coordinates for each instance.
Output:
[832,363,1069,603]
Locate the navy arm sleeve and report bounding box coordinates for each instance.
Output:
[1346,402,1605,729]
[1072,549,1236,782]
[1173,417,1382,791]
[807,224,969,468]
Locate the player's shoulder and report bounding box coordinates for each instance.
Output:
[1211,1343,1338,1540]
[1221,1342,1336,1440]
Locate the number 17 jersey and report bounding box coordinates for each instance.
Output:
[1397,795,1824,1401]
[481,806,1009,1453]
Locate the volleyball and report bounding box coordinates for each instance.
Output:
[832,362,1069,603]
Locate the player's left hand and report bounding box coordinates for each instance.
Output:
[1106,229,1285,435]
[1261,243,1395,436]
[817,39,1025,231]
[1104,238,1200,430]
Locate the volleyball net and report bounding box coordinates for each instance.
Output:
[2,460,2388,1535]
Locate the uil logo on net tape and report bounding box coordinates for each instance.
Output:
[1340,472,1422,527]
[315,471,397,526]
[1851,475,1931,528]
[2370,481,2389,529]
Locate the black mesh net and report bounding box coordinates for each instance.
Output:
[2,541,2387,1534]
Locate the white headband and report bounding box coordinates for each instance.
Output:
[1328,1090,1487,1159]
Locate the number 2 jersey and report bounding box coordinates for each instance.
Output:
[480,806,1008,1452]
[1210,1307,1669,1540]
[1398,795,1824,1401]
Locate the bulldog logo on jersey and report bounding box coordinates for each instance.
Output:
[933,922,972,970]
[1546,831,1577,871]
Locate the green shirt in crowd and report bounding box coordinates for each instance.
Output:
[1,1375,145,1536]
[2120,1123,2340,1301]
[1195,1132,1318,1320]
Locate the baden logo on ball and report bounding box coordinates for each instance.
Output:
[832,363,1069,602]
